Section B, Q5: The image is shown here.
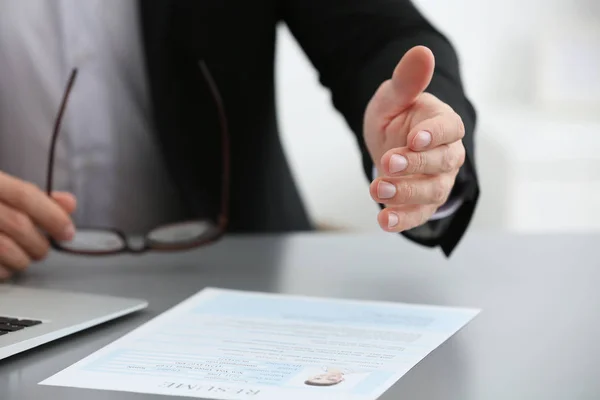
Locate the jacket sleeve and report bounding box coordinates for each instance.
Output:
[281,0,480,256]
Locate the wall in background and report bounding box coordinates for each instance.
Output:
[275,0,600,233]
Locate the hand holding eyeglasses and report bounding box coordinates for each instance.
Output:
[0,172,77,279]
[0,61,229,282]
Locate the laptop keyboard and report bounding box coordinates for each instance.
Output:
[0,316,42,336]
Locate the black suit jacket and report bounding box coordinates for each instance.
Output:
[138,0,479,256]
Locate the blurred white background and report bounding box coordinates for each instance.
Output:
[275,0,600,233]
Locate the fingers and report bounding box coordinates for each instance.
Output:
[407,113,466,151]
[0,202,51,260]
[0,174,77,279]
[380,141,465,176]
[0,172,75,241]
[377,204,438,232]
[51,191,77,214]
[0,233,30,272]
[391,46,435,109]
[370,174,455,206]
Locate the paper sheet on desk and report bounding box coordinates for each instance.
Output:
[40,288,479,400]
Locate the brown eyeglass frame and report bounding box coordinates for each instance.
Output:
[46,61,230,255]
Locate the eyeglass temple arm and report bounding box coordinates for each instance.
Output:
[46,66,228,231]
[198,61,230,230]
[46,68,78,196]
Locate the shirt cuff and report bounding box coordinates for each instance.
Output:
[372,165,462,221]
[429,197,463,220]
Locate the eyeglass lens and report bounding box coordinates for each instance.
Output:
[56,221,216,253]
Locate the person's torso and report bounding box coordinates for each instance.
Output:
[0,0,187,233]
[0,0,312,235]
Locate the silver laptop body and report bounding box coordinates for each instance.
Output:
[0,285,147,360]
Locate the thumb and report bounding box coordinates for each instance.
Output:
[391,46,435,109]
[51,191,77,214]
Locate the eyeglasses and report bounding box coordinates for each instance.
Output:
[46,62,230,255]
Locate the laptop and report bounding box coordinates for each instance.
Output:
[0,285,147,360]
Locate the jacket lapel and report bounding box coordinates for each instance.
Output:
[138,0,222,220]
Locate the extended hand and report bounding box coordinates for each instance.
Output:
[364,46,466,232]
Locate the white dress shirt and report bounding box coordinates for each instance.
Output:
[0,0,184,234]
[0,0,457,235]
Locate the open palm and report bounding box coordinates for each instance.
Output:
[363,46,466,231]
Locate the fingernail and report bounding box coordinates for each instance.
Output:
[62,224,76,241]
[414,131,432,149]
[377,181,396,199]
[389,154,408,173]
[388,213,399,228]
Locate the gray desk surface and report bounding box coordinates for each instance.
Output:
[1,231,599,400]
